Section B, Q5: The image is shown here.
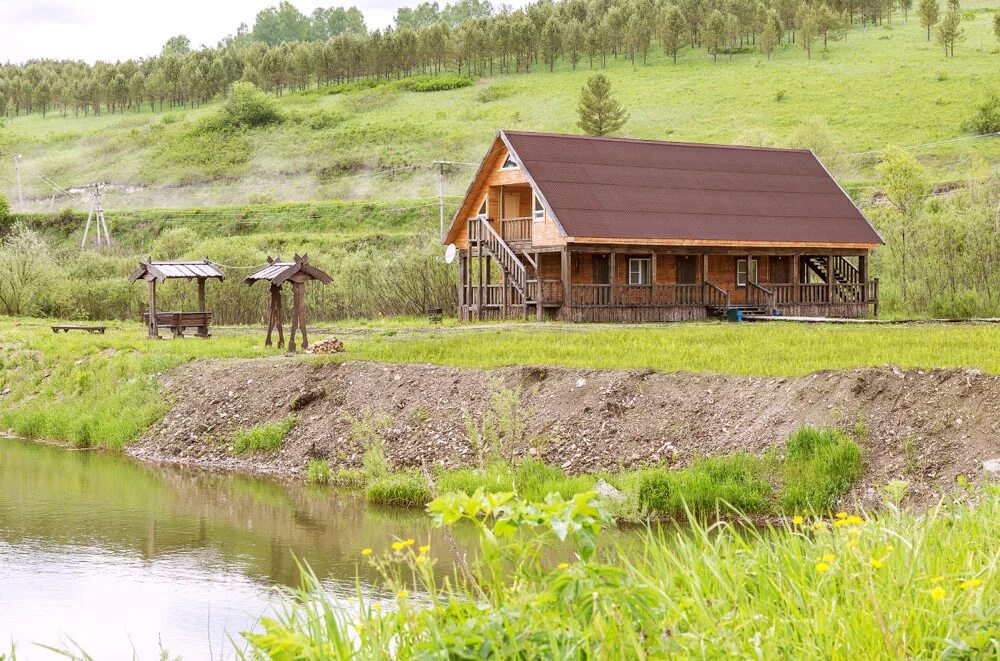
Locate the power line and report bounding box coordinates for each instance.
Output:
[846,131,1000,158]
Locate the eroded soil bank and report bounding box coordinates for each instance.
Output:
[128,359,1000,508]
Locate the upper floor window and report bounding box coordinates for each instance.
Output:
[477,199,487,217]
[533,193,544,221]
[628,258,652,286]
[501,154,518,169]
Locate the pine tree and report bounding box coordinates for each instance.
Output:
[706,10,727,61]
[935,4,964,56]
[919,0,940,40]
[659,5,688,63]
[576,73,629,136]
[760,11,781,58]
[993,11,1000,43]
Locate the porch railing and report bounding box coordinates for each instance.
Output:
[501,217,532,243]
[569,283,723,308]
[771,284,795,305]
[799,283,829,304]
[526,279,564,304]
[747,282,774,309]
[467,284,504,308]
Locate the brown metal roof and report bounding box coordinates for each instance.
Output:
[501,131,883,245]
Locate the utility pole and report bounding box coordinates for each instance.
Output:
[13,154,25,213]
[81,183,112,249]
[431,160,477,241]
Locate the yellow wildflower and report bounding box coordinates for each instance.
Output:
[834,519,851,528]
[813,521,828,530]
[415,555,427,565]
[372,603,381,611]
[815,562,830,574]
[959,579,982,590]
[885,545,894,553]
[398,590,409,599]
[835,512,848,520]
[931,576,945,584]
[849,527,863,537]
[870,558,883,569]
[419,545,430,554]
[846,515,864,526]
[931,587,946,601]
[558,562,570,569]
[391,541,405,551]
[822,553,836,563]
[404,538,415,546]
[792,515,804,526]
[361,548,372,556]
[847,539,859,549]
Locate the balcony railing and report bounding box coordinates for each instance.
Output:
[570,283,721,307]
[526,279,563,304]
[501,217,532,243]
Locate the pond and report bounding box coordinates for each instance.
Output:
[0,438,477,659]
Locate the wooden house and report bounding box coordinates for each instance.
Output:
[444,131,883,322]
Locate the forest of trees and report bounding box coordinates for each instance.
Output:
[0,0,958,120]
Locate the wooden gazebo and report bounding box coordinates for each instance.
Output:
[128,258,225,338]
[244,254,331,351]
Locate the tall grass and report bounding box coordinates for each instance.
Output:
[242,485,1000,658]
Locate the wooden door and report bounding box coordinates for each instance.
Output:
[502,193,520,219]
[676,256,697,284]
[771,256,791,284]
[592,254,610,284]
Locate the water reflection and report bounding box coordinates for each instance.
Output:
[0,438,455,658]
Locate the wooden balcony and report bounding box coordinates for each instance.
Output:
[500,217,532,243]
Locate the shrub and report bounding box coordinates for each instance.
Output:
[637,471,673,513]
[476,83,517,103]
[232,416,297,454]
[306,458,331,485]
[399,75,473,92]
[150,227,199,259]
[0,193,9,221]
[781,427,863,512]
[211,82,283,131]
[366,472,431,506]
[964,93,1000,135]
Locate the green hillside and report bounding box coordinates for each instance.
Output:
[4,4,1000,210]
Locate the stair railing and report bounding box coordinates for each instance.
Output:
[472,217,527,296]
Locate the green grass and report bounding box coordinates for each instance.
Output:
[305,458,331,485]
[345,322,1000,376]
[5,6,1000,206]
[635,454,774,516]
[365,472,432,507]
[782,426,865,511]
[0,320,267,449]
[245,484,1000,659]
[232,416,297,454]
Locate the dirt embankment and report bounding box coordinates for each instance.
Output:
[128,359,1000,508]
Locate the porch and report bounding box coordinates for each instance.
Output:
[458,236,879,322]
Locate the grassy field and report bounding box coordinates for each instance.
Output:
[4,5,1000,209]
[346,320,1000,376]
[2,318,999,450]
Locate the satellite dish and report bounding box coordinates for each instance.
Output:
[444,244,457,264]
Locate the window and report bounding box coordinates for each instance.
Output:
[501,154,518,169]
[736,258,759,287]
[628,257,652,285]
[477,199,487,217]
[533,193,545,221]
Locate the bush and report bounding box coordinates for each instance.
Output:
[306,458,331,485]
[637,471,673,513]
[781,427,863,512]
[0,193,9,221]
[232,416,297,454]
[365,472,431,506]
[214,82,283,130]
[964,93,1000,135]
[477,83,517,103]
[150,227,200,259]
[398,75,473,92]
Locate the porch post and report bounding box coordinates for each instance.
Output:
[464,248,472,321]
[561,247,571,309]
[859,253,869,303]
[456,251,465,314]
[702,253,709,304]
[793,253,800,304]
[609,251,616,306]
[477,250,484,321]
[827,253,835,304]
[535,251,544,321]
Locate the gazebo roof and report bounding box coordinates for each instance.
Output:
[243,254,331,286]
[129,259,225,283]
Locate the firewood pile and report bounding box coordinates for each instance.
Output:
[307,337,344,354]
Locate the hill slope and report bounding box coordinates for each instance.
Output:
[3,5,1000,211]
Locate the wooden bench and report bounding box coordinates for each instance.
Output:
[51,325,106,334]
[143,311,213,338]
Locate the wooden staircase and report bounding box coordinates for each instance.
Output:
[803,256,863,302]
[469,217,532,317]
